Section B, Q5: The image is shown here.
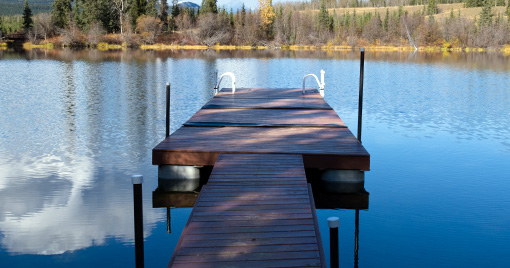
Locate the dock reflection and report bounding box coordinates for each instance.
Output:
[313,186,367,268]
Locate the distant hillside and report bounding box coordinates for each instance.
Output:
[178,1,200,10]
[0,0,53,16]
[323,3,508,21]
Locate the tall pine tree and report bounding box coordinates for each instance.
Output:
[478,0,493,26]
[200,0,218,14]
[130,0,147,27]
[147,0,158,17]
[507,0,510,23]
[160,0,169,30]
[318,0,329,30]
[51,0,72,29]
[22,0,33,32]
[427,0,438,15]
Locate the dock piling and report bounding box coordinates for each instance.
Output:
[328,216,340,268]
[132,175,144,268]
[166,83,170,138]
[166,207,171,234]
[358,48,365,143]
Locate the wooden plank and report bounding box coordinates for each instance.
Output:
[183,230,317,241]
[178,219,317,228]
[167,153,326,268]
[174,251,320,262]
[171,259,322,268]
[215,87,322,98]
[186,108,345,127]
[180,236,318,248]
[175,244,319,255]
[185,224,316,234]
[203,97,332,109]
[153,126,370,170]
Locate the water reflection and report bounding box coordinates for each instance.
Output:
[0,57,186,255]
[2,48,509,72]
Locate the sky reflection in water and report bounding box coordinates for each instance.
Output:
[0,49,509,267]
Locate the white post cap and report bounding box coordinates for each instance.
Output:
[132,174,143,184]
[327,216,340,228]
[360,48,365,52]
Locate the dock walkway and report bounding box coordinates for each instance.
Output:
[168,153,325,267]
[153,88,370,267]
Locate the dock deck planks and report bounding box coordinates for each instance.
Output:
[153,88,370,171]
[168,154,326,268]
[155,88,370,267]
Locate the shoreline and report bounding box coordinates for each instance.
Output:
[3,42,510,54]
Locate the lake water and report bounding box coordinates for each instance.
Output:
[1,49,509,267]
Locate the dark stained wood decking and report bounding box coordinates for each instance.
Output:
[168,154,326,268]
[153,88,370,171]
[155,88,370,267]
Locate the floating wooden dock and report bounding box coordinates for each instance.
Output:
[153,88,369,170]
[152,87,370,267]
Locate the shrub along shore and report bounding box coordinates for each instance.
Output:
[2,1,510,53]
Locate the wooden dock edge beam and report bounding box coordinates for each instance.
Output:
[153,152,370,171]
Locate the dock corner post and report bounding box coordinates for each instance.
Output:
[166,207,171,234]
[358,48,365,143]
[132,175,144,268]
[166,83,170,138]
[328,216,340,268]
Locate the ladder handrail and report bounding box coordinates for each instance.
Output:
[302,70,325,97]
[214,72,236,95]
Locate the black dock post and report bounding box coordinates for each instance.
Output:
[328,216,340,268]
[166,83,170,138]
[357,48,365,143]
[132,175,144,268]
[167,207,171,233]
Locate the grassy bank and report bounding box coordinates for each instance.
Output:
[14,41,510,54]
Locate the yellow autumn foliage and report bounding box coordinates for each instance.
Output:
[258,0,276,28]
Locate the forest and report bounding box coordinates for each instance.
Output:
[1,0,510,49]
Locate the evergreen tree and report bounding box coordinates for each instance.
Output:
[22,0,33,32]
[130,0,147,27]
[51,0,72,29]
[240,3,246,27]
[466,0,483,7]
[427,0,438,15]
[200,0,218,14]
[507,0,510,23]
[72,0,117,32]
[172,4,180,18]
[383,8,389,31]
[478,0,493,26]
[147,0,158,17]
[229,8,234,27]
[160,0,169,30]
[318,0,329,30]
[73,0,86,29]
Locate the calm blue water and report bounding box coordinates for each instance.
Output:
[0,49,509,267]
